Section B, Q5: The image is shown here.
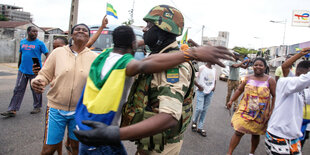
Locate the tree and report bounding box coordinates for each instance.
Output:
[0,15,8,21]
[122,19,133,26]
[232,46,258,56]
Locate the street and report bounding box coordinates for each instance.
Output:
[0,63,309,155]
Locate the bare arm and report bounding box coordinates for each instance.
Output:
[120,113,177,140]
[232,59,249,69]
[275,76,279,82]
[44,52,49,58]
[85,15,108,48]
[18,53,22,68]
[212,80,216,91]
[269,77,276,112]
[240,59,250,69]
[282,47,310,77]
[126,46,234,76]
[194,80,203,91]
[264,77,276,124]
[227,77,247,109]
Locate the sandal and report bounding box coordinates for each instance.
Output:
[197,129,207,137]
[191,123,197,132]
[0,111,16,117]
[65,144,72,153]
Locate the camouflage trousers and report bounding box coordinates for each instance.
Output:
[136,140,183,155]
[225,79,239,108]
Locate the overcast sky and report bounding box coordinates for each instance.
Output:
[2,0,310,49]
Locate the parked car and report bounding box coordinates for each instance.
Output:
[219,60,253,81]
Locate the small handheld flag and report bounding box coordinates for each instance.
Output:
[181,29,188,44]
[296,48,310,58]
[106,3,118,19]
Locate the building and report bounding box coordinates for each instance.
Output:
[0,4,32,22]
[202,31,229,47]
[0,21,45,62]
[40,27,64,34]
[0,21,44,40]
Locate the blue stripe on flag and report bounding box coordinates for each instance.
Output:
[107,11,118,19]
[75,87,116,130]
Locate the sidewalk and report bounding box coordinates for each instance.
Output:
[0,63,18,79]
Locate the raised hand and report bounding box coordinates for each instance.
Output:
[101,15,108,28]
[73,120,120,147]
[188,46,234,67]
[300,47,310,55]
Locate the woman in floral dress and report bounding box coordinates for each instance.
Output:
[226,58,276,155]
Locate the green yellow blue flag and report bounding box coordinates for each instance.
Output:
[181,29,188,44]
[106,3,118,19]
[75,48,133,130]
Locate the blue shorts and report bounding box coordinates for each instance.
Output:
[43,107,78,145]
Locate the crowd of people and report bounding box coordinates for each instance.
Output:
[1,4,310,155]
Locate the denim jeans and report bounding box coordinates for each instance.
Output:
[192,90,214,129]
[79,143,127,155]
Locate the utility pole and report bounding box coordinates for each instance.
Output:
[68,0,79,37]
[270,19,287,55]
[128,0,135,24]
[201,25,205,45]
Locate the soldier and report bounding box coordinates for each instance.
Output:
[73,5,233,154]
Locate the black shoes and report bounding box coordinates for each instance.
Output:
[30,108,41,114]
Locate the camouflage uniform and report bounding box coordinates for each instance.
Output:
[121,5,195,154]
[122,41,194,154]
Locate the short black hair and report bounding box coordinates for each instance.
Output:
[253,57,267,67]
[55,36,68,45]
[112,26,136,49]
[27,26,35,33]
[297,60,310,70]
[71,23,90,36]
[233,52,240,56]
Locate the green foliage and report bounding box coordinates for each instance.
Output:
[0,15,8,21]
[122,19,134,26]
[232,46,258,55]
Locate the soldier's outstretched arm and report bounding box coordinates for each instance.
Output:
[73,113,176,146]
[120,113,177,140]
[126,46,234,76]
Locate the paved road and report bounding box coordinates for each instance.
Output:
[0,63,309,155]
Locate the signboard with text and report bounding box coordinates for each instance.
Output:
[292,10,310,27]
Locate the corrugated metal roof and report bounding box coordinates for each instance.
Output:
[0,21,30,28]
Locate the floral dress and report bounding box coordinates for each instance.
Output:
[231,76,271,135]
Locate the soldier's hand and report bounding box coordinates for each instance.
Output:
[31,79,45,94]
[73,120,120,147]
[188,46,234,67]
[32,64,41,75]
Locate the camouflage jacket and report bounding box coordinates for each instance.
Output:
[121,41,195,152]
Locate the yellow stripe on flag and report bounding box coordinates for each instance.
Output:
[83,69,126,114]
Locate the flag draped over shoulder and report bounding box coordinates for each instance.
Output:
[181,28,188,44]
[106,3,118,19]
[75,48,133,130]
